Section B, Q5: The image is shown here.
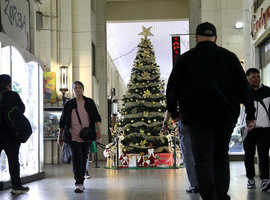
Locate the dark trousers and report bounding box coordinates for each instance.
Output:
[69,141,90,185]
[0,136,21,186]
[243,128,270,180]
[189,121,235,200]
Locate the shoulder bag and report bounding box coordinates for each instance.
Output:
[75,108,96,142]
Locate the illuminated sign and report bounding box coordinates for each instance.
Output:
[171,36,181,66]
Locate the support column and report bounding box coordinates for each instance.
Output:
[96,0,108,160]
[189,0,202,48]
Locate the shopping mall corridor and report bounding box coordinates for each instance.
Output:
[0,161,269,200]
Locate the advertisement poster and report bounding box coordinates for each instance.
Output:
[43,72,56,103]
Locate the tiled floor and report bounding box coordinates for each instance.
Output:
[0,161,269,200]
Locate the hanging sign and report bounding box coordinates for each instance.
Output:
[171,36,181,66]
[0,0,30,51]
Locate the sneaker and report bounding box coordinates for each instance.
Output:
[247,179,256,189]
[85,171,91,179]
[261,180,270,191]
[11,185,30,194]
[186,186,199,193]
[74,184,84,193]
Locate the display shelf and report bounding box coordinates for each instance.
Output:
[44,108,62,139]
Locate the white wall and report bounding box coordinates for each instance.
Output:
[107,54,127,110]
[201,0,244,60]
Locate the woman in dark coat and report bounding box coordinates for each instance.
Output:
[57,81,101,193]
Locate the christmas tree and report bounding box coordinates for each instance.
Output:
[117,26,170,154]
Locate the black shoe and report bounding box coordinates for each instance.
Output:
[186,186,199,193]
[11,185,30,194]
[261,180,270,191]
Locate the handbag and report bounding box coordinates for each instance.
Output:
[75,108,96,142]
[6,106,32,143]
[61,144,72,164]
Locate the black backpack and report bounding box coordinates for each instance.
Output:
[6,106,32,143]
[0,90,32,143]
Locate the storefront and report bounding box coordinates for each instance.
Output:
[0,33,44,190]
[250,1,270,82]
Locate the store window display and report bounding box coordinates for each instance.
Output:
[0,46,43,189]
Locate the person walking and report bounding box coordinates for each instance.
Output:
[166,22,255,200]
[57,81,102,193]
[163,111,199,193]
[0,74,29,194]
[243,68,270,191]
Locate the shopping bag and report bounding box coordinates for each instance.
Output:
[89,141,97,153]
[61,144,72,164]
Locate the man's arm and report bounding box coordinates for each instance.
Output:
[166,60,181,119]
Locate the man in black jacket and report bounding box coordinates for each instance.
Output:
[0,74,29,194]
[166,22,255,200]
[243,68,270,191]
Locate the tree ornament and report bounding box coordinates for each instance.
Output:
[147,132,151,136]
[143,90,151,98]
[138,26,154,38]
[152,101,156,104]
[131,120,134,123]
[158,109,161,112]
[131,108,137,114]
[127,128,130,131]
[143,111,149,117]
[135,89,138,92]
[147,120,151,123]
[140,129,145,134]
[135,143,139,146]
[153,119,157,122]
[140,140,147,147]
[142,71,151,80]
[141,118,145,121]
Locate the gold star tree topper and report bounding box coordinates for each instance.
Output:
[138,26,154,38]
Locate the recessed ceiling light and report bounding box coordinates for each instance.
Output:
[235,21,244,29]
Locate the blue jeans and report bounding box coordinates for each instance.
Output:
[178,121,198,187]
[86,153,89,171]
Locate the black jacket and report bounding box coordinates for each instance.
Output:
[166,41,255,125]
[0,87,25,137]
[59,96,101,130]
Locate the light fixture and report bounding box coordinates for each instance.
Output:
[234,21,244,30]
[111,99,118,115]
[59,66,68,105]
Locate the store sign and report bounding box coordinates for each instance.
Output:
[171,36,181,66]
[0,0,30,51]
[251,5,270,40]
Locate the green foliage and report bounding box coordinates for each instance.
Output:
[117,37,169,153]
